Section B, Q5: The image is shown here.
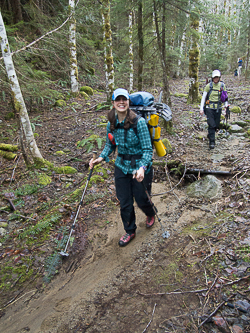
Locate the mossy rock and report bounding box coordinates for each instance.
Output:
[233,121,248,127]
[246,129,250,137]
[53,166,77,174]
[37,173,52,186]
[55,151,65,155]
[4,112,15,120]
[231,106,241,114]
[174,93,188,98]
[161,138,172,154]
[80,86,94,96]
[80,91,89,99]
[0,143,18,152]
[54,100,66,107]
[0,150,17,160]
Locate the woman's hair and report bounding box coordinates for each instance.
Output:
[108,107,137,132]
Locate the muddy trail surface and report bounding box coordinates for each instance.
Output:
[0,76,250,333]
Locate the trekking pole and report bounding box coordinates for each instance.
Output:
[225,106,230,135]
[133,170,170,239]
[60,151,97,256]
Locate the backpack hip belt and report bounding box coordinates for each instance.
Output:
[118,153,142,167]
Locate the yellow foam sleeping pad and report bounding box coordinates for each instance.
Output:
[148,114,166,157]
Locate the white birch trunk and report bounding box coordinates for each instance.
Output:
[0,11,43,162]
[129,11,133,93]
[102,13,108,91]
[69,0,78,93]
[101,0,114,101]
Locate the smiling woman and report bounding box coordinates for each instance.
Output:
[89,88,155,247]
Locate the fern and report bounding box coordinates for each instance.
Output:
[77,134,104,151]
[43,252,62,283]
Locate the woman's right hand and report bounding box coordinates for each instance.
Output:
[89,156,103,169]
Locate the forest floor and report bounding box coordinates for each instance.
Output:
[0,75,250,333]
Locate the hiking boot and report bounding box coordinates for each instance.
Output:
[118,232,136,247]
[146,215,155,228]
[209,142,215,149]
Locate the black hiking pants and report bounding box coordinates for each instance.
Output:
[114,166,155,235]
[205,107,222,144]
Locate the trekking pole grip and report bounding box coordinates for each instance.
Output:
[88,151,97,180]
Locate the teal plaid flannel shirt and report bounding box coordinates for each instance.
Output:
[99,115,153,174]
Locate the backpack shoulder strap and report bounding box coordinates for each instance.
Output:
[206,81,213,100]
[131,114,141,137]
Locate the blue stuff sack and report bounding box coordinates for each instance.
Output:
[220,90,228,103]
[129,91,154,106]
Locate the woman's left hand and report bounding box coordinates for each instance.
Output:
[133,167,145,182]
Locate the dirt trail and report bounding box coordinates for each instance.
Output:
[1,76,250,333]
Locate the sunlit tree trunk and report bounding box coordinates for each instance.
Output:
[69,0,78,94]
[101,0,114,102]
[129,10,133,93]
[138,0,143,90]
[188,10,200,104]
[0,11,44,165]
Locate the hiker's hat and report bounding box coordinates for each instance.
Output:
[212,70,221,78]
[112,88,129,101]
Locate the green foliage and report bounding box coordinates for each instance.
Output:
[4,112,15,120]
[15,183,39,196]
[77,134,103,152]
[19,212,62,239]
[44,252,62,283]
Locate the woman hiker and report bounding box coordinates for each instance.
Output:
[89,88,155,247]
[200,70,229,149]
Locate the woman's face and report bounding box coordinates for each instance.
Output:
[112,96,129,113]
[213,76,220,84]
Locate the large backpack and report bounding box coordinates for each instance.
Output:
[128,91,172,157]
[205,81,228,105]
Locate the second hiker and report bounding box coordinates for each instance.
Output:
[89,88,155,247]
[200,70,229,149]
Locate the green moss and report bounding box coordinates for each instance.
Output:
[174,93,188,98]
[53,166,77,174]
[4,112,15,120]
[55,151,66,155]
[80,91,89,99]
[231,106,241,114]
[80,86,94,96]
[0,143,18,152]
[161,138,172,153]
[37,173,52,186]
[0,150,17,160]
[54,100,66,107]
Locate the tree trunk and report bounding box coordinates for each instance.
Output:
[101,0,114,102]
[69,0,79,94]
[188,10,200,104]
[129,10,133,93]
[137,0,143,91]
[153,0,171,106]
[10,0,23,24]
[0,11,44,165]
